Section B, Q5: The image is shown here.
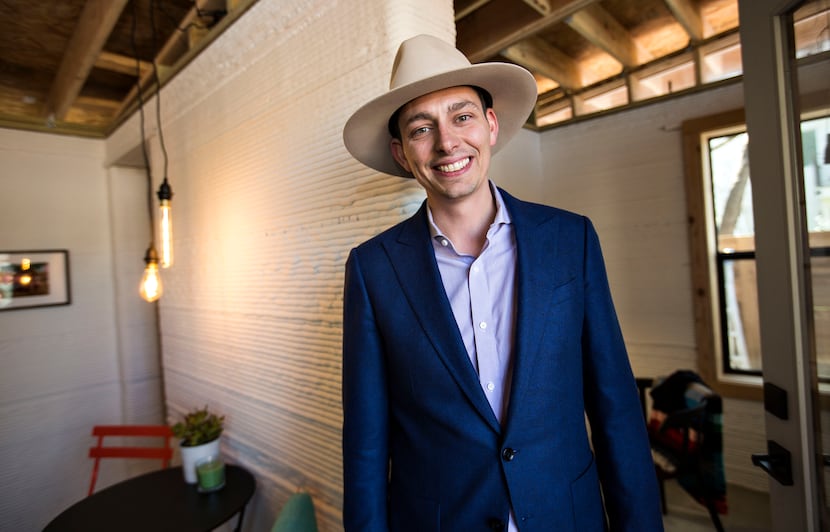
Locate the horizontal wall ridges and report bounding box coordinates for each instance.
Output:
[151,2,459,530]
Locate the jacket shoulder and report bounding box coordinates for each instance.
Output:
[498,187,588,229]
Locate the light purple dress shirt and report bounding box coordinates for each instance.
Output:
[428,182,519,531]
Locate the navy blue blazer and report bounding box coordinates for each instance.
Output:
[342,188,664,531]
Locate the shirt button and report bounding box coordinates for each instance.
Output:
[479,321,487,330]
[486,381,495,391]
[440,238,449,247]
[472,265,480,273]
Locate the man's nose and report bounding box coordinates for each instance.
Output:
[434,123,459,153]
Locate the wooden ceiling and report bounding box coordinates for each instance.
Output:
[0,0,765,138]
[0,0,255,138]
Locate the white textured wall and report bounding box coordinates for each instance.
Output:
[539,58,829,494]
[104,0,454,529]
[539,81,768,492]
[0,130,163,530]
[490,127,543,199]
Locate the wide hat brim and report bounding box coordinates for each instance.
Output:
[343,35,538,178]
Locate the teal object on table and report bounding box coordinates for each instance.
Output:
[271,492,318,532]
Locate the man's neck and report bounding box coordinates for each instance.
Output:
[429,184,496,256]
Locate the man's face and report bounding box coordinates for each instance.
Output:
[390,86,499,207]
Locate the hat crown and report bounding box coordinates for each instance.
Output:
[389,35,472,90]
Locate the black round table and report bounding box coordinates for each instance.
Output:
[43,464,255,532]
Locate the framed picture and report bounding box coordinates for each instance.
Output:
[0,250,70,311]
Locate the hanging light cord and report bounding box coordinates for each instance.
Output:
[149,0,170,185]
[131,0,155,241]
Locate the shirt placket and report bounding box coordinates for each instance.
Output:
[469,248,504,423]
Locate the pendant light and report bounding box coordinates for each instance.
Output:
[133,0,163,302]
[140,247,162,302]
[151,0,173,269]
[157,177,173,268]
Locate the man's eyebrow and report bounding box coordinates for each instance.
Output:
[402,99,479,128]
[448,99,478,112]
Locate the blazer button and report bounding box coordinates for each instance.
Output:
[488,518,506,531]
[501,447,516,461]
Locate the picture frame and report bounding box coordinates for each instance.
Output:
[0,250,70,311]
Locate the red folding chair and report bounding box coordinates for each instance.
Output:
[88,425,174,496]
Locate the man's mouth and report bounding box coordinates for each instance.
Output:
[435,157,471,173]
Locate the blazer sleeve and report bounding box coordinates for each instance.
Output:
[341,247,390,531]
[579,219,665,531]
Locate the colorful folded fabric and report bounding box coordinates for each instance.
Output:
[648,370,728,515]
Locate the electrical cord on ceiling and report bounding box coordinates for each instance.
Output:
[131,0,155,241]
[149,0,169,185]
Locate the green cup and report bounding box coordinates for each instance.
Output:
[195,455,225,492]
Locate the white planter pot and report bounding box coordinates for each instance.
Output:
[179,438,221,484]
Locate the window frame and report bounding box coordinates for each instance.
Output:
[683,100,830,400]
[682,108,763,400]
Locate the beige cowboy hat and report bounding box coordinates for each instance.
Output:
[342,34,538,178]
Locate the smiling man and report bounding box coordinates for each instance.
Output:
[341,34,663,532]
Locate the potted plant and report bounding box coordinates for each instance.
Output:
[171,406,225,484]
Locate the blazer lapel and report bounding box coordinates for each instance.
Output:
[500,191,571,424]
[384,202,501,432]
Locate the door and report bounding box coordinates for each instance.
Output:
[739,1,829,530]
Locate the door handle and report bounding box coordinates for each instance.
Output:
[751,440,793,486]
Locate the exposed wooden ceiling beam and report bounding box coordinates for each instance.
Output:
[44,0,129,120]
[95,51,152,77]
[664,0,703,41]
[566,3,645,67]
[111,0,255,129]
[457,0,600,62]
[522,0,551,15]
[455,0,493,21]
[114,6,198,121]
[502,37,580,89]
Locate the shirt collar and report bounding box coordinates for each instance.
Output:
[427,181,512,240]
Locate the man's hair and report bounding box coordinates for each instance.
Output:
[387,85,494,141]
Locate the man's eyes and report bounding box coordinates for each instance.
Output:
[409,126,431,138]
[408,114,476,138]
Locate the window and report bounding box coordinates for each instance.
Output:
[683,110,830,398]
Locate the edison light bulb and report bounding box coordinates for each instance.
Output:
[157,179,174,268]
[159,198,173,268]
[140,247,163,302]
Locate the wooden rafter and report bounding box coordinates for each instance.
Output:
[95,51,152,77]
[457,0,600,62]
[44,0,129,120]
[502,37,581,90]
[522,0,551,15]
[566,3,647,67]
[455,0,493,21]
[664,0,704,42]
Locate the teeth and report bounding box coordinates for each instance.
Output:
[437,158,470,173]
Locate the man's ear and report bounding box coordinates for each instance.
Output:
[487,108,499,147]
[390,139,411,173]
